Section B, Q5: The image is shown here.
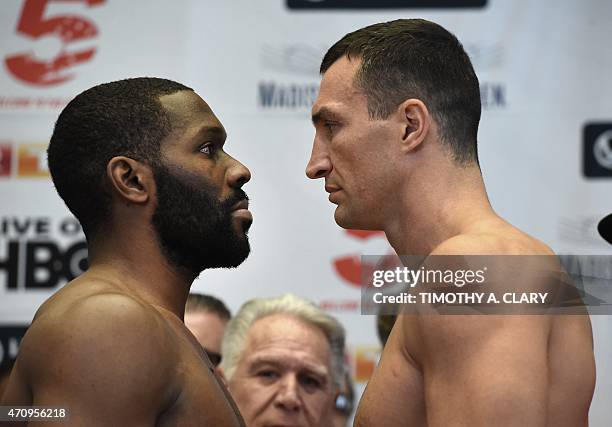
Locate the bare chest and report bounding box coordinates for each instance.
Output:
[155,316,245,427]
[354,340,426,426]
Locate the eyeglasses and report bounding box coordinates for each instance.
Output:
[204,349,222,367]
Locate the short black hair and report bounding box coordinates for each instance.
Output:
[186,293,231,320]
[321,19,481,165]
[47,77,193,239]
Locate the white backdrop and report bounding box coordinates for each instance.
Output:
[1,0,611,423]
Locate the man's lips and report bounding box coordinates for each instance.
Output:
[232,199,249,211]
[325,184,341,194]
[231,199,252,222]
[325,185,342,204]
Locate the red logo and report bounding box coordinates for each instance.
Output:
[0,143,13,177]
[5,0,105,86]
[333,230,399,287]
[17,143,49,177]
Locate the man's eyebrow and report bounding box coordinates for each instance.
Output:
[248,355,329,378]
[193,125,227,141]
[311,107,341,126]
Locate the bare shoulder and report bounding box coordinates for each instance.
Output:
[404,226,593,424]
[427,224,560,294]
[22,290,176,381]
[431,222,554,256]
[13,288,179,423]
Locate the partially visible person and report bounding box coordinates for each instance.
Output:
[332,370,355,427]
[1,77,252,426]
[185,293,232,367]
[306,19,595,426]
[220,293,345,427]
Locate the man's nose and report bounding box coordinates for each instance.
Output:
[305,138,331,180]
[274,375,301,412]
[226,156,251,189]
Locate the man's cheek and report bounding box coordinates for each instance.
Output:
[305,395,329,419]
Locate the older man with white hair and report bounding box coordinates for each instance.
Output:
[220,293,346,427]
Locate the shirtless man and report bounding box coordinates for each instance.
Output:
[1,78,250,426]
[306,19,596,426]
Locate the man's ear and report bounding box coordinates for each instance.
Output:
[398,98,431,153]
[106,156,152,204]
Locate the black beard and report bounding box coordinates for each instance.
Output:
[151,163,251,275]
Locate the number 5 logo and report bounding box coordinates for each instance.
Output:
[5,0,105,86]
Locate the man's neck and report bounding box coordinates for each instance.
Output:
[86,231,194,320]
[383,164,498,256]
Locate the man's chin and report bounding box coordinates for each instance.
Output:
[173,234,251,273]
[334,208,380,231]
[334,206,362,230]
[223,249,251,269]
[212,238,251,269]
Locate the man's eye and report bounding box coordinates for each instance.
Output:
[300,375,322,389]
[199,145,215,156]
[325,122,338,133]
[257,370,278,379]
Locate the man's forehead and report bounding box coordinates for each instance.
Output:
[244,315,331,356]
[159,90,223,130]
[313,56,366,118]
[247,348,330,378]
[185,309,227,326]
[243,316,332,375]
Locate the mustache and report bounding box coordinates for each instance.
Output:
[220,188,249,213]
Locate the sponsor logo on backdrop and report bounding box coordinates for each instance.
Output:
[260,43,322,76]
[5,0,105,86]
[0,142,51,178]
[319,299,359,312]
[0,96,71,110]
[259,82,319,109]
[584,123,612,178]
[17,143,49,177]
[479,82,506,109]
[318,231,398,314]
[0,326,28,367]
[465,43,505,69]
[1,0,105,111]
[258,43,322,112]
[257,43,506,112]
[333,230,394,287]
[0,143,12,177]
[287,0,487,9]
[354,346,380,383]
[0,216,88,291]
